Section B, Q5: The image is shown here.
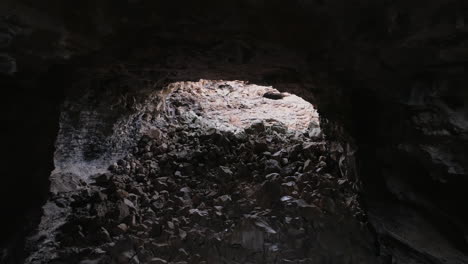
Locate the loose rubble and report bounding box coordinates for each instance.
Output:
[26,81,377,264]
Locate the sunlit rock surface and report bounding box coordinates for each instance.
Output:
[165,80,319,133]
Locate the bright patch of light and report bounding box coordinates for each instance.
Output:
[164,80,320,134]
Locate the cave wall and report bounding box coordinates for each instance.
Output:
[1,0,468,262]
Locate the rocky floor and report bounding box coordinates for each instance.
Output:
[23,81,378,264]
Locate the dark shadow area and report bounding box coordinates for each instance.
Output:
[0,65,67,258]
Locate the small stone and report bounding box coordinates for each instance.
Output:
[218,166,233,179]
[117,201,130,220]
[215,194,232,205]
[124,198,137,209]
[149,257,168,264]
[189,208,209,217]
[265,173,280,182]
[316,160,327,170]
[116,223,128,233]
[254,218,277,234]
[151,200,165,210]
[265,159,281,173]
[179,228,187,240]
[167,221,175,229]
[97,227,112,242]
[180,187,192,193]
[94,248,106,254]
[303,159,313,172]
[282,181,295,187]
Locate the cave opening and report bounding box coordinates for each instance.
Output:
[15,76,376,264]
[2,1,468,262]
[3,62,467,264]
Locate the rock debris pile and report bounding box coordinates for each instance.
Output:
[26,81,377,264]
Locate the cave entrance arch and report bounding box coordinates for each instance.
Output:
[22,70,376,263]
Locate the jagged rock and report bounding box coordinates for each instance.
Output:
[253,218,276,234]
[117,200,131,220]
[215,194,232,205]
[97,227,113,242]
[50,172,84,194]
[303,159,313,172]
[217,166,233,180]
[149,257,168,264]
[265,159,281,173]
[115,223,129,234]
